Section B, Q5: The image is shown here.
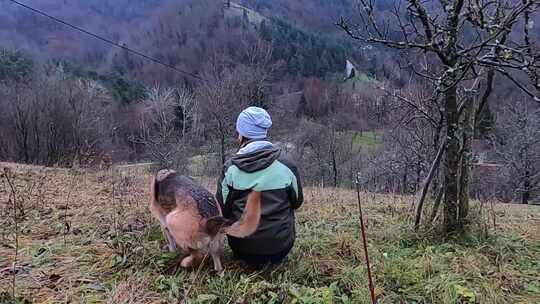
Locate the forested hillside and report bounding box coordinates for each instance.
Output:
[1,0,539,205]
[0,1,166,66]
[0,0,363,82]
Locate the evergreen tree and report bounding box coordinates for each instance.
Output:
[0,49,33,82]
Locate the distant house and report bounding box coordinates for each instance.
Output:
[471,139,505,199]
[344,60,356,81]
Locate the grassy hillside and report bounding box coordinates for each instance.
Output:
[351,131,382,149]
[0,163,539,303]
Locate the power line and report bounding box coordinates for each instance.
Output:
[5,0,204,81]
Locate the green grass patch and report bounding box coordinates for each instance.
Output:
[351,131,382,149]
[354,72,378,85]
[105,205,537,303]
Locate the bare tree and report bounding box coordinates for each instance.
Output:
[197,41,276,170]
[492,100,540,204]
[134,86,189,170]
[175,86,197,139]
[0,68,112,166]
[197,66,247,169]
[339,0,540,232]
[293,117,360,188]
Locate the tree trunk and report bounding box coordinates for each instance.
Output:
[416,159,422,192]
[332,151,338,187]
[319,157,325,188]
[414,141,445,230]
[522,170,531,204]
[444,85,461,233]
[330,127,339,187]
[430,184,445,224]
[181,108,187,139]
[458,94,476,223]
[402,171,407,194]
[220,132,225,169]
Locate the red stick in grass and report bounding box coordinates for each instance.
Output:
[356,177,377,304]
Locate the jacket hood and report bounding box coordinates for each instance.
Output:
[231,147,281,173]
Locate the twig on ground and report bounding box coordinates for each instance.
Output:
[3,168,19,300]
[63,169,77,244]
[356,176,377,304]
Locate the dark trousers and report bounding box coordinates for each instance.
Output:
[231,240,294,267]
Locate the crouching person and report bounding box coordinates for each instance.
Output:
[216,106,303,267]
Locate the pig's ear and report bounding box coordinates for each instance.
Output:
[205,216,234,235]
[224,191,262,238]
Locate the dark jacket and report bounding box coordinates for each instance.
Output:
[216,146,303,255]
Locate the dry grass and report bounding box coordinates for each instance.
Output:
[0,162,539,303]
